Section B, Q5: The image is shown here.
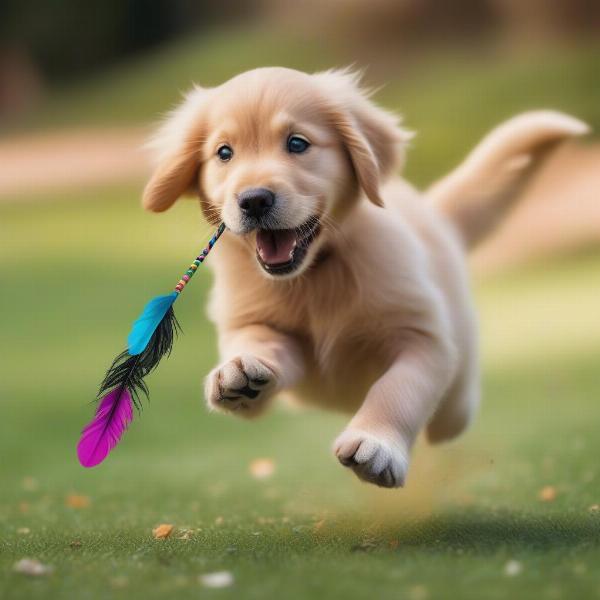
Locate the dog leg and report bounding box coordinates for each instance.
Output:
[333,334,455,487]
[205,325,304,418]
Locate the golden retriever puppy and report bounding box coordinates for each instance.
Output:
[143,67,588,488]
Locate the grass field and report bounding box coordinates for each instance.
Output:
[1,27,599,599]
[1,187,600,599]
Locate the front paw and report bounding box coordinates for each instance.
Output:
[333,428,409,488]
[205,355,277,417]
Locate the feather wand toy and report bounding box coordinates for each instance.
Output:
[77,222,226,468]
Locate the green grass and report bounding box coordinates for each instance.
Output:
[2,29,600,597]
[1,187,600,599]
[7,28,600,187]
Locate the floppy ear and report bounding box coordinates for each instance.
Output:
[315,69,412,206]
[142,143,200,212]
[142,86,209,213]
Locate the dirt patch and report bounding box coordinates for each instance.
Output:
[1,128,598,274]
[0,127,149,197]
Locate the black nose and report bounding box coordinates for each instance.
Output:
[237,188,275,219]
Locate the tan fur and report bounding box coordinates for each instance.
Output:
[144,67,588,488]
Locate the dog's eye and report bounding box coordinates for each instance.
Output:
[287,135,310,154]
[217,145,233,162]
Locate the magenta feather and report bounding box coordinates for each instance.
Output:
[77,386,133,468]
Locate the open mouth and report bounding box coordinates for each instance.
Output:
[255,216,321,276]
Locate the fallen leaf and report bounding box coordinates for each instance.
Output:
[152,524,174,539]
[457,494,475,506]
[249,458,276,480]
[66,494,91,509]
[13,559,53,577]
[262,487,281,500]
[409,584,429,600]
[504,560,522,577]
[22,477,39,492]
[199,571,234,588]
[539,486,557,502]
[313,519,326,532]
[110,575,129,588]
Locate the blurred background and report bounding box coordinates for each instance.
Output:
[1,2,599,598]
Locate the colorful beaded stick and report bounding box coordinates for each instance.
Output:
[77,222,226,468]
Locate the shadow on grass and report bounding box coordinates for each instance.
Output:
[236,510,600,557]
[379,511,600,554]
[70,510,600,560]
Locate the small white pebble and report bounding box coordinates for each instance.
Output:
[13,559,53,576]
[199,571,234,588]
[22,477,39,492]
[504,560,522,577]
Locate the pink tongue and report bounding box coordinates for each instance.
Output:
[256,229,297,265]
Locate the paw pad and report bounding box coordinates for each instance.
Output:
[206,355,276,417]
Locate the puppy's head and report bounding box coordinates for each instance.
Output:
[144,67,410,278]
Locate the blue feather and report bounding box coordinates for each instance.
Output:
[127,292,178,355]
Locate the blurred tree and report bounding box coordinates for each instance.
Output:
[265,0,600,56]
[2,0,170,82]
[1,0,597,91]
[0,0,257,84]
[492,0,600,41]
[0,44,41,117]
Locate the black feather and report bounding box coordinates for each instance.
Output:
[98,306,181,409]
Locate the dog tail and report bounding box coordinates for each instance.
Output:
[426,111,590,250]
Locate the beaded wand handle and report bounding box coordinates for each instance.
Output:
[174,221,226,294]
